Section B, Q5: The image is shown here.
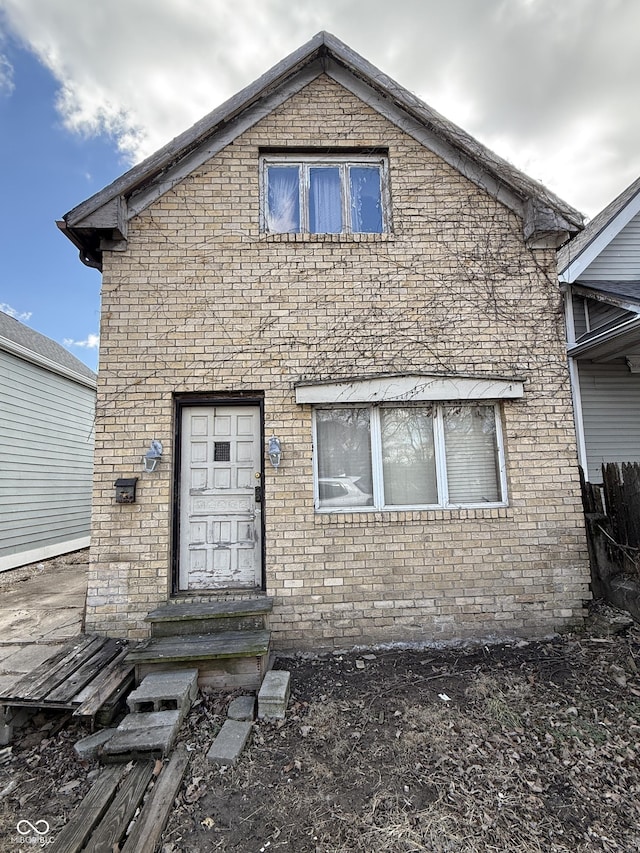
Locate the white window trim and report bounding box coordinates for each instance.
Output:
[312,402,508,513]
[296,374,523,404]
[260,153,390,235]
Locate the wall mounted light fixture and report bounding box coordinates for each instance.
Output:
[143,439,163,473]
[268,435,282,470]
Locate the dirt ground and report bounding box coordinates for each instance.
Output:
[0,560,639,852]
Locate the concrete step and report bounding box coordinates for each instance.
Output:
[102,710,182,762]
[126,630,271,690]
[146,599,273,637]
[126,669,198,718]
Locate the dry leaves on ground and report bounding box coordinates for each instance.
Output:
[0,618,639,852]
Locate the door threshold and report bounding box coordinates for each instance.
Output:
[172,588,265,600]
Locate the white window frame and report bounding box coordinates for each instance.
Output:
[260,153,390,235]
[312,402,508,512]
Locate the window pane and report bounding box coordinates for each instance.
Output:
[266,166,300,233]
[350,166,383,233]
[443,406,501,504]
[381,407,437,505]
[316,408,373,508]
[309,167,342,233]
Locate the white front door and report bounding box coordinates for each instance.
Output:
[179,405,262,590]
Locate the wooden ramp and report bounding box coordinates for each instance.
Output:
[0,634,134,723]
[51,747,189,853]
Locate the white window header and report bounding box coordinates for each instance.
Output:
[295,374,524,405]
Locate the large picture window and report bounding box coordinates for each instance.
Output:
[313,403,506,511]
[261,155,388,235]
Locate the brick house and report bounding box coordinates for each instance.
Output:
[59,33,591,652]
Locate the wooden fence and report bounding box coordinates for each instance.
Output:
[580,463,640,600]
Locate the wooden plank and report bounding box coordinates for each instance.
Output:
[6,636,105,701]
[83,762,155,853]
[50,765,126,853]
[72,650,134,718]
[72,648,128,703]
[622,462,640,547]
[146,598,273,622]
[127,630,270,664]
[47,638,125,704]
[121,746,190,853]
[95,672,137,727]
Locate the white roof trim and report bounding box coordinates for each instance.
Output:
[61,32,582,270]
[326,62,526,221]
[295,374,524,404]
[571,283,640,315]
[127,61,322,219]
[567,315,640,359]
[0,335,97,390]
[559,190,640,283]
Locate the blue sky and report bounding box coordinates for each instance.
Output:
[2,0,640,375]
[0,39,123,372]
[0,42,126,370]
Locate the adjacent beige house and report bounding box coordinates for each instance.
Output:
[59,33,591,650]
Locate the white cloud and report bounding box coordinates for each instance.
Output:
[0,53,14,95]
[0,0,316,162]
[0,302,32,321]
[63,333,99,350]
[1,0,640,214]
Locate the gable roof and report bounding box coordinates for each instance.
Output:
[59,31,584,270]
[0,311,97,388]
[558,174,640,282]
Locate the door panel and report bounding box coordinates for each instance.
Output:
[179,405,262,590]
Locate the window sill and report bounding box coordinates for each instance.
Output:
[313,506,513,525]
[258,232,395,244]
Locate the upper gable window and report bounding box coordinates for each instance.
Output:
[261,155,388,235]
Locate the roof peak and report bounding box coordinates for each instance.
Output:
[60,32,584,269]
[558,174,640,280]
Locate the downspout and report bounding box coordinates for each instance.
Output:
[562,284,589,476]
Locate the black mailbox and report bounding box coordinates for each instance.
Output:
[115,477,138,504]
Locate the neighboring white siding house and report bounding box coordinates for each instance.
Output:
[558,176,640,482]
[0,312,96,571]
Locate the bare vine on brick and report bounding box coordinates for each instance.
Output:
[95,172,571,425]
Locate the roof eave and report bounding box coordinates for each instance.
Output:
[571,282,640,314]
[63,32,330,228]
[568,316,640,360]
[60,31,584,268]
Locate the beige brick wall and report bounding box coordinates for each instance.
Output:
[87,74,590,647]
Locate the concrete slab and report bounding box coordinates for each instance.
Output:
[0,556,87,646]
[258,670,290,720]
[0,646,24,663]
[102,710,182,761]
[74,728,117,760]
[118,709,181,731]
[0,554,88,701]
[228,695,256,721]
[0,643,66,675]
[207,719,252,766]
[127,669,198,716]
